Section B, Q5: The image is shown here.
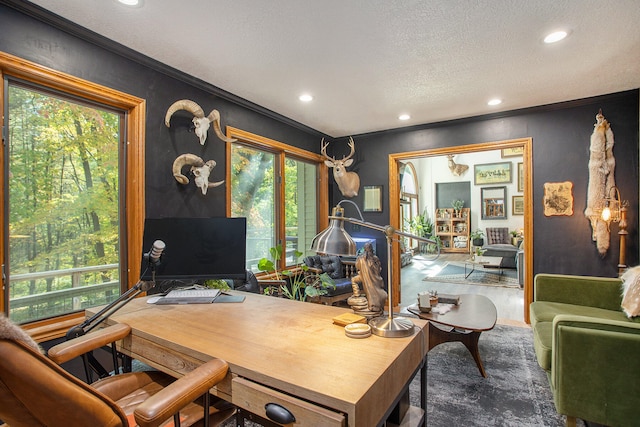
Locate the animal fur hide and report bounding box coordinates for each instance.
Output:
[0,313,44,353]
[584,111,615,255]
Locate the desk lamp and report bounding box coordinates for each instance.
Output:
[311,200,438,337]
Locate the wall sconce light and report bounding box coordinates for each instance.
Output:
[311,200,438,337]
[596,186,628,274]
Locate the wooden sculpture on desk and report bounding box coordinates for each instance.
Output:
[348,242,387,318]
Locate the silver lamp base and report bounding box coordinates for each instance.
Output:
[369,316,415,338]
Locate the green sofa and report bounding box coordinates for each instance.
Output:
[530,273,640,427]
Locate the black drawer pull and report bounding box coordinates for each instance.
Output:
[265,402,296,424]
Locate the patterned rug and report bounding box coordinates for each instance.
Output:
[422,262,520,287]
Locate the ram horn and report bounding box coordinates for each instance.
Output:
[206,109,237,143]
[165,99,205,127]
[172,153,205,184]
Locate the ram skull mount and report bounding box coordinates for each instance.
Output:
[172,153,224,195]
[165,99,237,145]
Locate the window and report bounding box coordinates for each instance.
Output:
[226,128,328,273]
[1,52,145,336]
[6,83,122,323]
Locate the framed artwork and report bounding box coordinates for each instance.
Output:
[474,162,512,185]
[517,162,524,192]
[501,146,524,158]
[543,181,573,216]
[512,195,524,215]
[363,185,382,212]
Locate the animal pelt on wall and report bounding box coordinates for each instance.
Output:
[584,111,616,256]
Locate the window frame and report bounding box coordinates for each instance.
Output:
[0,51,145,340]
[225,127,329,273]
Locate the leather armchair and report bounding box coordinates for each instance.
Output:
[0,316,235,427]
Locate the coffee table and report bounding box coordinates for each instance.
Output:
[464,255,503,280]
[408,294,497,377]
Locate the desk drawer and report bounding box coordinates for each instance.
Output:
[232,377,345,427]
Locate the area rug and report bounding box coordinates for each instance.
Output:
[222,324,585,427]
[412,324,586,427]
[423,262,520,287]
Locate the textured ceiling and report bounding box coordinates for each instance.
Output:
[28,0,640,137]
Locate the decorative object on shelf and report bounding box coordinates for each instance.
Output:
[164,99,237,145]
[321,137,360,197]
[446,155,469,176]
[311,200,437,337]
[172,153,224,195]
[543,181,573,217]
[474,162,512,185]
[363,185,383,212]
[451,199,465,217]
[584,109,616,255]
[512,195,524,215]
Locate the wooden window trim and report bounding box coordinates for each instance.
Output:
[0,51,145,340]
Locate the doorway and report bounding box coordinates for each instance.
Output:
[389,138,533,323]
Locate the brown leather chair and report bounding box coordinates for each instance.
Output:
[0,316,235,427]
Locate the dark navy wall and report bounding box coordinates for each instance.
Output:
[340,91,639,279]
[2,1,638,281]
[0,1,324,220]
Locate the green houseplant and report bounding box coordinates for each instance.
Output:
[451,199,464,217]
[470,229,485,247]
[258,244,335,301]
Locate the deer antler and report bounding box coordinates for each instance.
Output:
[320,138,335,162]
[343,137,356,161]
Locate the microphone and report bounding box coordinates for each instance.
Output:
[148,240,166,265]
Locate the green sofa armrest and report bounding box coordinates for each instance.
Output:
[534,273,623,311]
[551,315,640,427]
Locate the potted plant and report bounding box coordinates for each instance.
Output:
[470,229,485,247]
[258,244,335,301]
[451,199,464,217]
[509,230,521,246]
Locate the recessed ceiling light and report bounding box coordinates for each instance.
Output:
[487,99,502,106]
[398,114,411,121]
[544,31,568,44]
[117,0,142,6]
[299,94,313,102]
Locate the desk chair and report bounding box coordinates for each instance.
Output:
[0,315,235,427]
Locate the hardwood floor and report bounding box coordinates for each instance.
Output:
[399,253,527,326]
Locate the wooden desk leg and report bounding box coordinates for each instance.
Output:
[428,323,488,378]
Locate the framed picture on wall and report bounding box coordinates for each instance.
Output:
[512,195,524,215]
[474,162,512,185]
[363,185,383,212]
[501,146,524,158]
[517,162,524,192]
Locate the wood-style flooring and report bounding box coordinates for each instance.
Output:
[399,253,527,326]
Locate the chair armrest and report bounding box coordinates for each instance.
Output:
[304,267,323,275]
[534,273,622,310]
[133,358,229,427]
[551,315,640,424]
[47,323,131,364]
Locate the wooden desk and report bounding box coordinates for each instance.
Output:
[89,292,428,427]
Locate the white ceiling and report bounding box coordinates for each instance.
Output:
[29,0,640,137]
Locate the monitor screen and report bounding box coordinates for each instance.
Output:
[139,217,247,283]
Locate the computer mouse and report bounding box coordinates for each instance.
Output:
[146,296,162,304]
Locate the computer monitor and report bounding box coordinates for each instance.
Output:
[139,217,247,285]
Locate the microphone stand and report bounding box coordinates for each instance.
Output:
[65,257,159,381]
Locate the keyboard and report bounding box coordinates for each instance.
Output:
[155,288,221,305]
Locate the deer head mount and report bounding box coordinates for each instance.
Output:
[446,155,469,176]
[321,137,360,198]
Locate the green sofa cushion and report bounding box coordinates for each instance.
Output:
[532,321,552,371]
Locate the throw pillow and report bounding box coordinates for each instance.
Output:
[620,266,640,317]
